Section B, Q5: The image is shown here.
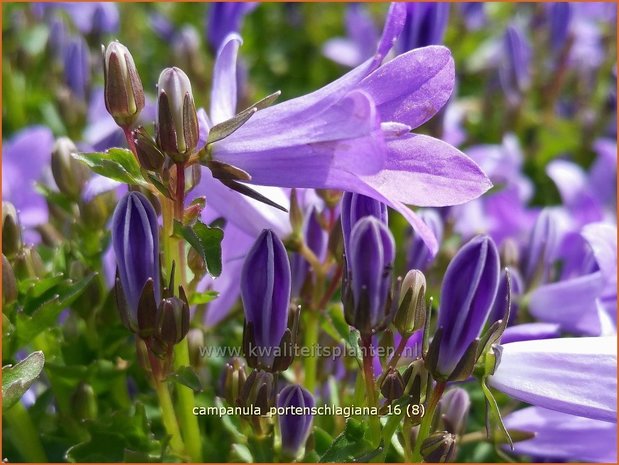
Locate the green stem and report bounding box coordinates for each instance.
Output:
[303,310,320,393]
[4,402,48,462]
[410,381,446,462]
[154,381,185,456]
[361,334,381,446]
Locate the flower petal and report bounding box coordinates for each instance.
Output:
[210,33,242,125]
[501,323,561,344]
[504,407,617,462]
[489,336,617,422]
[360,133,492,207]
[358,45,454,128]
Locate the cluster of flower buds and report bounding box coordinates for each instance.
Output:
[112,192,189,377]
[426,235,501,381]
[241,229,298,372]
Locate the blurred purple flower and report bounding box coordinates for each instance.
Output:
[34,2,119,34]
[547,3,572,52]
[2,126,55,243]
[398,3,449,52]
[489,336,616,423]
[504,407,617,462]
[407,208,443,271]
[459,3,486,31]
[290,206,327,297]
[500,322,561,344]
[63,35,90,101]
[499,24,531,106]
[206,2,256,52]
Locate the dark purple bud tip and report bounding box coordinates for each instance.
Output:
[277,384,315,459]
[241,230,291,370]
[420,431,457,463]
[433,235,500,379]
[102,41,144,127]
[156,67,199,162]
[343,216,395,336]
[380,368,405,401]
[112,192,161,329]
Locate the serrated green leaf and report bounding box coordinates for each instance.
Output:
[174,220,224,277]
[16,273,96,344]
[73,148,147,187]
[2,351,45,412]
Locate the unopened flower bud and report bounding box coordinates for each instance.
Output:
[239,369,274,420]
[64,35,90,102]
[500,238,520,269]
[380,368,405,401]
[489,267,523,325]
[394,270,426,337]
[523,208,560,286]
[428,236,500,381]
[402,360,428,423]
[438,388,470,436]
[241,230,293,371]
[71,382,98,421]
[102,41,145,127]
[156,294,190,347]
[187,328,205,368]
[13,247,45,280]
[2,255,17,305]
[112,192,161,331]
[221,357,247,406]
[277,384,315,459]
[51,137,90,197]
[342,216,395,336]
[341,192,388,258]
[2,202,22,257]
[420,431,457,463]
[133,127,165,171]
[156,67,199,162]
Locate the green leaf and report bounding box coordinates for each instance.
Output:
[480,377,513,449]
[169,366,202,392]
[16,273,96,345]
[189,290,219,305]
[2,351,45,412]
[174,220,224,277]
[320,418,372,462]
[73,148,147,187]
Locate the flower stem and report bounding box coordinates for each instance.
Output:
[303,310,320,393]
[154,380,185,456]
[4,402,48,462]
[410,381,446,462]
[361,334,381,446]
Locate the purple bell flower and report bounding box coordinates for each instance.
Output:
[341,192,388,258]
[241,229,291,369]
[399,2,450,52]
[63,35,90,101]
[206,2,256,53]
[112,191,161,328]
[407,208,443,271]
[277,384,315,458]
[343,216,395,336]
[433,235,500,378]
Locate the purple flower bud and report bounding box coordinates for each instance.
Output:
[439,387,470,435]
[206,3,256,52]
[548,3,572,52]
[407,208,443,271]
[241,230,291,369]
[156,67,199,162]
[434,235,500,378]
[500,24,531,105]
[48,16,67,62]
[343,216,395,335]
[64,35,90,101]
[102,41,145,127]
[400,2,450,52]
[277,384,315,458]
[523,208,560,286]
[91,3,119,35]
[112,192,161,328]
[290,207,327,297]
[341,192,388,258]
